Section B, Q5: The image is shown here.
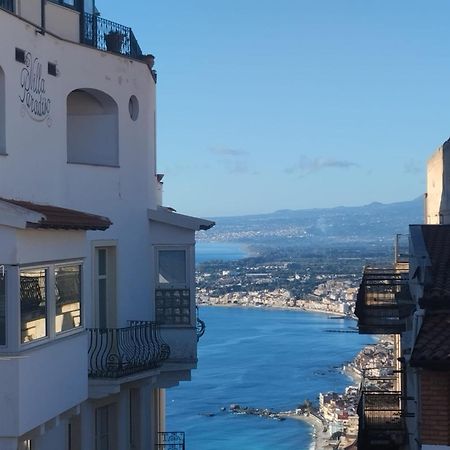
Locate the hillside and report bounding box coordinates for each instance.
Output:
[198,197,423,247]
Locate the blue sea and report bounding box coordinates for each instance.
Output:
[195,241,248,263]
[168,242,370,449]
[166,307,371,450]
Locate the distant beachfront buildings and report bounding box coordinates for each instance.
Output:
[0,2,213,449]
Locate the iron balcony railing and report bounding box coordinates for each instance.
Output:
[0,0,13,13]
[88,321,170,378]
[156,432,185,450]
[355,266,413,334]
[81,12,143,59]
[357,391,406,450]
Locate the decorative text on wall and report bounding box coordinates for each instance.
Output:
[19,52,51,123]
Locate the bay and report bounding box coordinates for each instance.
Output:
[195,241,248,263]
[166,306,372,450]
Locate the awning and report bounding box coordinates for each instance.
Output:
[148,207,214,231]
[0,198,112,231]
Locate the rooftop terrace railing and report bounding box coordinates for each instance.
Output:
[81,12,143,59]
[88,321,170,378]
[0,0,14,13]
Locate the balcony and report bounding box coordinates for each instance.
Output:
[0,0,13,13]
[156,432,185,450]
[81,13,142,59]
[355,266,413,334]
[88,321,170,378]
[357,391,406,450]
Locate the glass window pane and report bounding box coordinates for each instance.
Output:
[98,249,106,276]
[20,268,47,343]
[158,250,186,286]
[55,265,81,333]
[0,268,5,345]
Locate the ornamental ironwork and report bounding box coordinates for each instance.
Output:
[87,321,170,378]
[81,13,142,59]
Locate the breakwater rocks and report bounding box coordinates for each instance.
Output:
[200,404,290,421]
[229,404,287,421]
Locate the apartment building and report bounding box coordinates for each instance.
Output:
[0,1,213,449]
[355,141,450,450]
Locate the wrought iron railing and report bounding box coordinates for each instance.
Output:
[0,0,14,13]
[196,306,205,341]
[355,266,413,334]
[81,12,143,59]
[156,432,185,450]
[87,321,170,378]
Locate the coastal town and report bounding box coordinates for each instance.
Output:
[197,256,395,449]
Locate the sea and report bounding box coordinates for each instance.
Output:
[166,242,371,450]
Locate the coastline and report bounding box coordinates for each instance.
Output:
[199,302,353,319]
[281,413,329,450]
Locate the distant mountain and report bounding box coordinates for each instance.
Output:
[199,197,423,247]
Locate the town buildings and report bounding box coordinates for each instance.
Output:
[0,1,213,449]
[355,141,450,450]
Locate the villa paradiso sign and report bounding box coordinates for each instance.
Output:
[19,52,52,124]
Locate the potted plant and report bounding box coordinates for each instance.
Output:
[104,30,124,53]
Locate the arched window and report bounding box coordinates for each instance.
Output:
[0,67,5,155]
[67,89,119,166]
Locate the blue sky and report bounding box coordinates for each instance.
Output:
[96,1,450,217]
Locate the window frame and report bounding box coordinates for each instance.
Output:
[19,259,84,347]
[154,246,192,326]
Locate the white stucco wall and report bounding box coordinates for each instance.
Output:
[0,332,87,436]
[426,147,444,224]
[45,2,80,43]
[0,10,159,329]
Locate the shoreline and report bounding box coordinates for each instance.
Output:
[199,302,354,319]
[281,413,329,450]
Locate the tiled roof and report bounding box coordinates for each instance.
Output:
[410,312,450,368]
[420,225,450,308]
[0,198,112,231]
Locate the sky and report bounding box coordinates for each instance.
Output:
[95,1,450,217]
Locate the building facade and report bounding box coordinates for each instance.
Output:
[355,140,450,450]
[0,1,213,449]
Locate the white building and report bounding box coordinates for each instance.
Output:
[0,1,214,449]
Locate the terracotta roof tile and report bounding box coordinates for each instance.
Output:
[0,198,112,231]
[410,312,450,368]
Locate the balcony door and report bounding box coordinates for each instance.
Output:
[94,246,116,329]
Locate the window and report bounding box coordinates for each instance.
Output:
[155,249,190,325]
[94,246,116,329]
[48,0,76,9]
[20,261,83,344]
[55,264,81,333]
[95,404,116,450]
[0,267,5,345]
[158,250,186,286]
[95,406,109,450]
[20,268,47,343]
